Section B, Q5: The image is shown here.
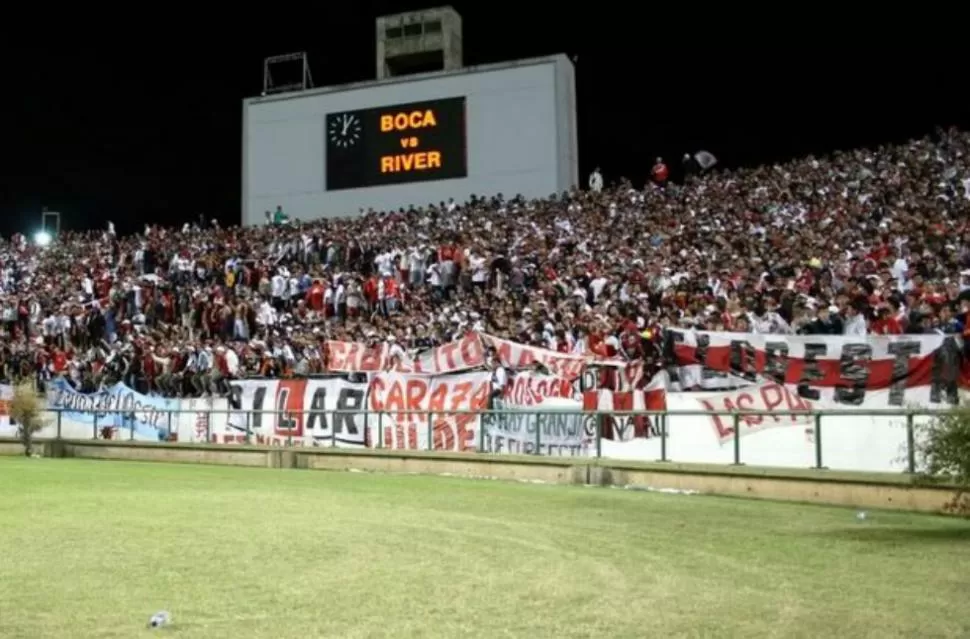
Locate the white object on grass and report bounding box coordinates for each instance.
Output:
[148,611,171,628]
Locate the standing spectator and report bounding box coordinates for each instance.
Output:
[651,157,669,186]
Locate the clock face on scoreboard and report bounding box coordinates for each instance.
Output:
[325,96,468,191]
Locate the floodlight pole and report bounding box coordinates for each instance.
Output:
[41,208,61,236]
[262,52,314,95]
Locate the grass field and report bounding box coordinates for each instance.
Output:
[1,460,969,639]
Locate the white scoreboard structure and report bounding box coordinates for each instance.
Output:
[241,55,578,225]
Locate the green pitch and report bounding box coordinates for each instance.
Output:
[1,459,969,638]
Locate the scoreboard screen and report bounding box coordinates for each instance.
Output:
[325,96,467,191]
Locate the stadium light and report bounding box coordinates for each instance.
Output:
[33,231,52,247]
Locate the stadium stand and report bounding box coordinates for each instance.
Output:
[2,127,969,396]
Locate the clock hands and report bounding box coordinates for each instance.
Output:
[330,114,359,148]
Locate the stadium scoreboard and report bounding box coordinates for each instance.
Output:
[325,97,468,191]
[243,55,577,225]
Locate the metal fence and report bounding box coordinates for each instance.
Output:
[32,406,948,473]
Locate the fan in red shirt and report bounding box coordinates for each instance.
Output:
[363,275,379,308]
[619,321,643,360]
[586,327,607,358]
[142,348,157,389]
[439,244,456,263]
[870,307,903,334]
[305,280,325,311]
[651,157,669,185]
[555,331,572,354]
[160,290,175,323]
[52,348,68,375]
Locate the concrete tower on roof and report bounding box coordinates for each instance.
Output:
[376,6,463,80]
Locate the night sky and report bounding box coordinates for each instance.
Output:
[1,9,965,238]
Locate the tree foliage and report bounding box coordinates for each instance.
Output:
[912,403,970,515]
[9,382,47,458]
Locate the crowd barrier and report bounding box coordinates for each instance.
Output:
[0,352,959,474]
[14,406,944,474]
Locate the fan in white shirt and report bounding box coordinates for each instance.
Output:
[374,252,396,278]
[843,307,868,336]
[748,310,792,334]
[408,247,427,272]
[256,300,277,326]
[428,264,442,288]
[270,273,287,299]
[386,337,407,370]
[469,254,489,285]
[224,348,240,376]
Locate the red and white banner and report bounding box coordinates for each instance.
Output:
[695,382,816,444]
[324,332,485,375]
[502,371,574,406]
[322,331,629,381]
[666,329,964,402]
[670,381,947,472]
[582,372,667,441]
[591,360,664,393]
[480,333,592,380]
[0,384,12,431]
[367,372,489,452]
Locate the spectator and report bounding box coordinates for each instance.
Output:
[0,128,967,395]
[651,157,668,185]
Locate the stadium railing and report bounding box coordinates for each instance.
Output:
[33,407,944,473]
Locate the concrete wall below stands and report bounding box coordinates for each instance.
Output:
[0,441,27,456]
[0,439,957,515]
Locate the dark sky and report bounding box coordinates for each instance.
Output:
[0,9,965,238]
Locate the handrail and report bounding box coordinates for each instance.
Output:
[29,405,936,474]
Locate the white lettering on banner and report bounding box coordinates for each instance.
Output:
[367,372,488,451]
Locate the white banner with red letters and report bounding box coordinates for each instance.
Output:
[325,331,486,375]
[16,321,970,473]
[322,331,624,380]
[479,334,591,380]
[367,372,489,452]
[648,382,944,472]
[502,371,575,405]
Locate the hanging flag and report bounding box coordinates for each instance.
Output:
[694,150,718,170]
